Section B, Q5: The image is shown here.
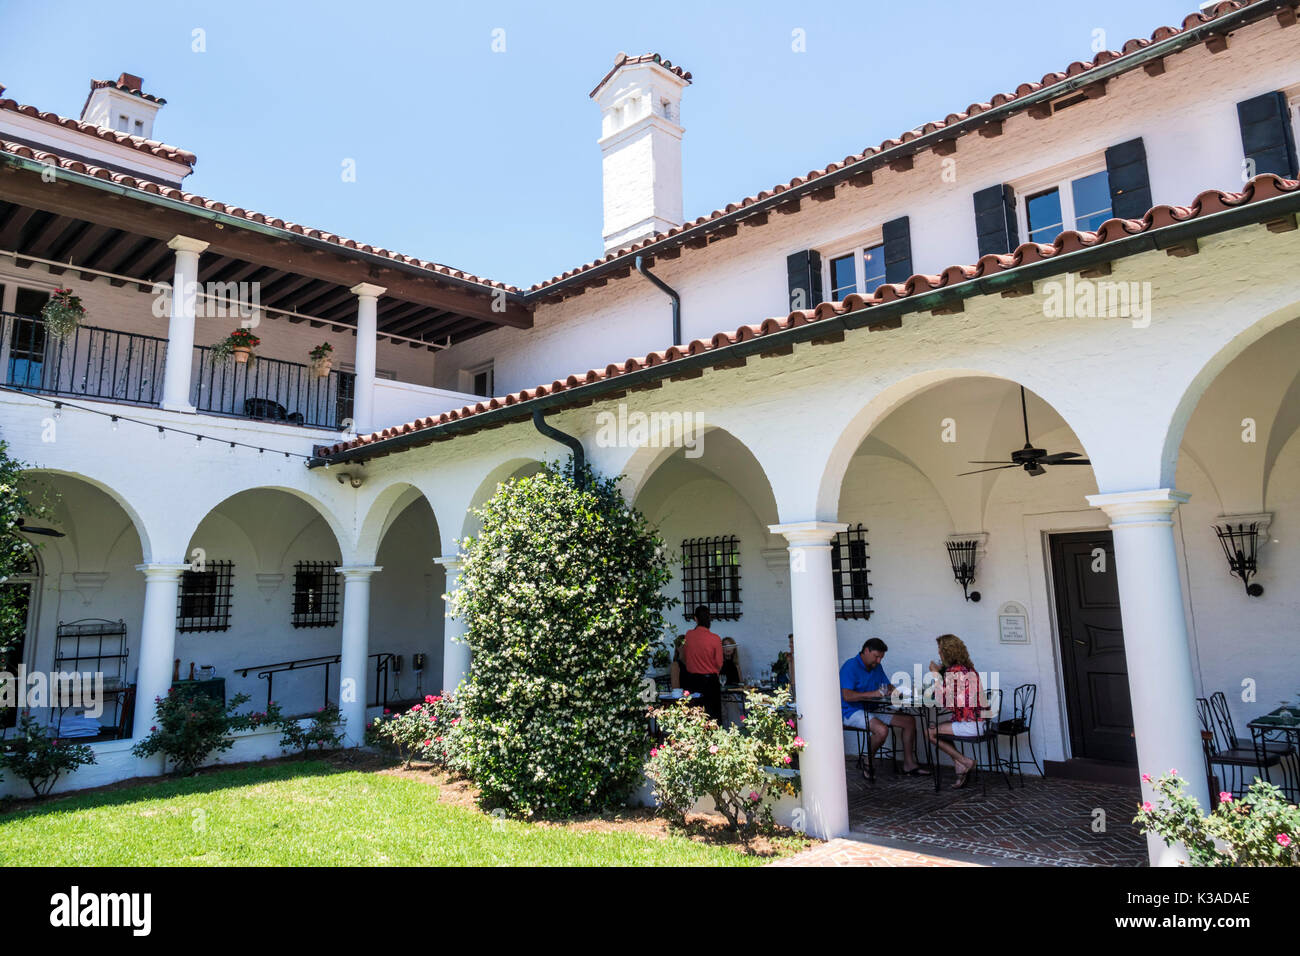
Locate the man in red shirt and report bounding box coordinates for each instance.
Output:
[681,605,723,721]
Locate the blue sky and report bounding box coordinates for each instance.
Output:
[2,0,1196,288]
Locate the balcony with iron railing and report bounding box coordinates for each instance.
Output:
[0,311,355,430]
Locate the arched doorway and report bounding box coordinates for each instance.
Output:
[828,374,1118,768]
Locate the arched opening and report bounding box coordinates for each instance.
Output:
[183,487,348,717]
[6,471,148,743]
[1164,314,1300,749]
[826,373,1146,860]
[632,426,785,692]
[369,488,444,705]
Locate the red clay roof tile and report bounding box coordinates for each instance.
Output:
[527,0,1271,294]
[0,98,195,165]
[316,172,1300,460]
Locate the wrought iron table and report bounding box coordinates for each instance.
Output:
[1247,707,1300,802]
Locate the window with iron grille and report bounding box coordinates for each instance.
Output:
[292,561,340,628]
[681,536,741,620]
[832,524,872,619]
[177,561,234,632]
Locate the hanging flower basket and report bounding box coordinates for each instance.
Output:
[210,327,261,366]
[309,342,334,378]
[41,288,86,339]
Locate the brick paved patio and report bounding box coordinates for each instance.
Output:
[844,758,1147,866]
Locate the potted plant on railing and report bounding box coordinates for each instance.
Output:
[309,342,334,378]
[210,327,261,365]
[40,288,86,340]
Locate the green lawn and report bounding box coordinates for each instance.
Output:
[0,761,792,866]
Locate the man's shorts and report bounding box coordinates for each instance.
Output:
[844,708,892,729]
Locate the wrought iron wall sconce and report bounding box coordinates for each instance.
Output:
[945,533,988,602]
[1213,513,1271,597]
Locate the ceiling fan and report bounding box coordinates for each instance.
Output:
[958,386,1090,478]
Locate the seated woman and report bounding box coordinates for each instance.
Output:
[720,637,741,685]
[925,633,984,789]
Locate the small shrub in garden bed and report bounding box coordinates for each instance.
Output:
[264,702,345,755]
[366,694,461,770]
[1134,770,1300,866]
[0,714,96,796]
[646,688,803,835]
[131,686,267,775]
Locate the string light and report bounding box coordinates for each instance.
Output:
[0,385,317,462]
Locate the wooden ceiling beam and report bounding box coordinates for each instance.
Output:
[0,170,533,328]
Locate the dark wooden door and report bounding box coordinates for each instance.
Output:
[1050,531,1136,765]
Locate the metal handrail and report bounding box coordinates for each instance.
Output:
[192,345,354,430]
[235,651,396,712]
[0,311,167,406]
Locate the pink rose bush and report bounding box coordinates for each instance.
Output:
[645,687,804,835]
[365,693,463,770]
[1134,770,1300,866]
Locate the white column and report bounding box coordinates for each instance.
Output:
[134,563,189,746]
[160,235,209,412]
[1087,488,1209,867]
[434,554,470,694]
[769,520,849,840]
[349,283,385,434]
[337,566,381,746]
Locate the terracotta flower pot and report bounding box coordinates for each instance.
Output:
[233,346,252,364]
[312,357,333,378]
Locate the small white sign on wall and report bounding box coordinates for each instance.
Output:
[998,601,1029,644]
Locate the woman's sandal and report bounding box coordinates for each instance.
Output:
[901,766,932,776]
[951,763,977,789]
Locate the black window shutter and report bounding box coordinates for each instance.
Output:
[973,184,1018,256]
[1105,137,1153,220]
[1237,91,1299,180]
[881,216,912,284]
[786,249,823,311]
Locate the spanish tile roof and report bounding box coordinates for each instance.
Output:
[89,73,167,105]
[529,0,1283,295]
[315,172,1300,460]
[0,138,522,294]
[0,97,196,166]
[589,52,693,98]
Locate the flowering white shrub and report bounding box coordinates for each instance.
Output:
[452,461,675,817]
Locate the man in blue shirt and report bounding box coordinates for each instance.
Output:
[840,638,927,774]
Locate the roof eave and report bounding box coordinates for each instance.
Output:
[309,184,1300,469]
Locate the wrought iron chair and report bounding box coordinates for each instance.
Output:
[1197,693,1288,797]
[937,686,1012,795]
[994,683,1041,786]
[846,703,901,782]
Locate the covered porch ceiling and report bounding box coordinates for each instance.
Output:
[0,161,533,350]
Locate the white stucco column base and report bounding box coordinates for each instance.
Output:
[337,566,381,746]
[1087,488,1208,867]
[134,563,189,747]
[161,235,208,412]
[349,283,385,435]
[434,554,470,694]
[769,520,849,840]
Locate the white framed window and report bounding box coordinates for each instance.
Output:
[1013,156,1111,245]
[822,233,888,301]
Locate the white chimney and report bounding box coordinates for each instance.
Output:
[590,53,691,254]
[80,72,165,140]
